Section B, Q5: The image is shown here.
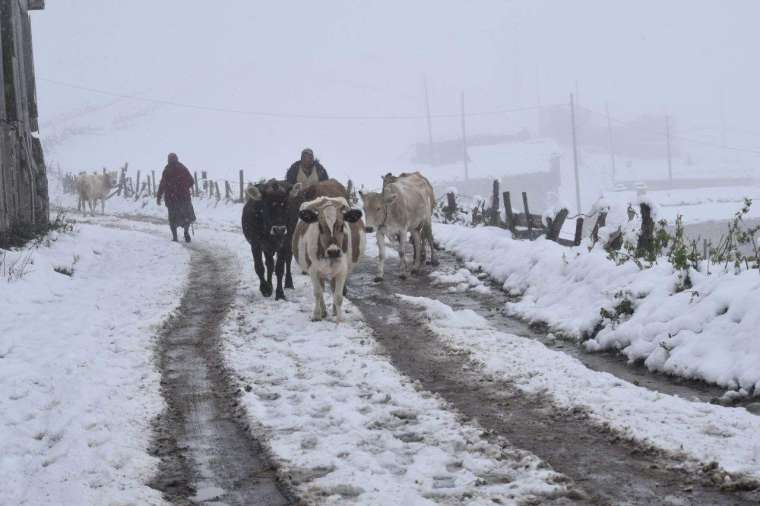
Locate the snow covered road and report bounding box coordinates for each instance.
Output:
[0,224,189,505]
[8,205,759,505]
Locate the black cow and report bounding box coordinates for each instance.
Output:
[242,179,293,300]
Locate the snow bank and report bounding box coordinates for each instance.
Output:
[0,224,190,505]
[433,223,760,393]
[218,230,567,504]
[401,295,760,481]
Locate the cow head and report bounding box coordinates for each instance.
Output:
[249,179,293,247]
[104,171,118,188]
[359,190,392,231]
[382,172,398,188]
[299,199,362,260]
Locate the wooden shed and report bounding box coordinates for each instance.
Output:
[0,0,46,246]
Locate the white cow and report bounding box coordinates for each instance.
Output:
[292,196,365,323]
[360,172,435,281]
[76,172,117,216]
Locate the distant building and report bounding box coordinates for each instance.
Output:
[0,0,47,246]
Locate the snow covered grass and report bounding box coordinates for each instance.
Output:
[433,223,760,394]
[0,224,190,505]
[218,230,568,505]
[400,295,760,483]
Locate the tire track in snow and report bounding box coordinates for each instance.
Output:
[350,253,759,505]
[78,214,294,506]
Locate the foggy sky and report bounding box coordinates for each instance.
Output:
[31,1,760,186]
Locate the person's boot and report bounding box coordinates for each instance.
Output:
[184,227,191,243]
[171,227,178,242]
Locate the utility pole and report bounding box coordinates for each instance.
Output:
[423,76,434,164]
[570,93,582,215]
[605,102,616,183]
[574,80,582,165]
[460,91,469,181]
[665,115,673,188]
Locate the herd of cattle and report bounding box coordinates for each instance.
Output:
[68,168,438,323]
[242,172,437,323]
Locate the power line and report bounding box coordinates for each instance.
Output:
[39,77,547,121]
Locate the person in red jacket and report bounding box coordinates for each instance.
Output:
[157,153,196,242]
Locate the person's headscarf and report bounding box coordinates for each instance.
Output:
[168,153,179,164]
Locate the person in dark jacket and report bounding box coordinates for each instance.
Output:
[157,153,196,242]
[285,148,329,186]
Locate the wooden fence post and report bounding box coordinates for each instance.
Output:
[445,192,457,222]
[546,208,568,241]
[522,192,532,239]
[193,172,199,197]
[151,170,156,196]
[503,191,514,233]
[239,170,244,202]
[490,179,500,226]
[591,211,607,243]
[215,181,221,201]
[135,170,141,197]
[637,203,654,256]
[574,217,585,246]
[225,180,232,200]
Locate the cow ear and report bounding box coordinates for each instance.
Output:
[299,209,319,223]
[343,209,363,223]
[246,185,262,201]
[358,190,364,199]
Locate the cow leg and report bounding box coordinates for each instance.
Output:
[264,252,275,297]
[310,273,326,321]
[397,231,409,280]
[253,246,272,297]
[374,229,386,282]
[425,221,439,266]
[410,228,422,275]
[284,247,294,289]
[274,252,286,300]
[101,198,105,215]
[331,274,347,323]
[88,199,95,217]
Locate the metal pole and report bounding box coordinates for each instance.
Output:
[570,94,582,215]
[424,76,434,164]
[666,115,673,188]
[605,102,616,183]
[460,91,469,181]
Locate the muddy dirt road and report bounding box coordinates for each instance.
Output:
[350,250,760,505]
[147,243,292,505]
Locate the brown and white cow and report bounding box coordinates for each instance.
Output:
[361,171,436,281]
[292,196,364,323]
[76,171,117,216]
